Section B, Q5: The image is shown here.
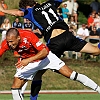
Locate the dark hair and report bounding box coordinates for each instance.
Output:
[6,28,19,38]
[19,0,36,9]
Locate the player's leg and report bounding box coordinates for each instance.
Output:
[11,77,27,100]
[80,42,100,55]
[58,65,100,93]
[30,70,47,100]
[48,31,100,57]
[40,51,100,93]
[21,81,28,97]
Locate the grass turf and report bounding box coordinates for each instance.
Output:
[0,94,100,100]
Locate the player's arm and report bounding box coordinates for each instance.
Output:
[15,31,49,68]
[28,47,49,63]
[15,47,49,68]
[27,33,49,62]
[0,3,24,16]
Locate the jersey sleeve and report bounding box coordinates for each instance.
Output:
[0,40,9,57]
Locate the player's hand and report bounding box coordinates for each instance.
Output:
[15,59,30,69]
[0,3,4,12]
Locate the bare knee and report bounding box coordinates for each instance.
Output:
[11,77,26,89]
[58,65,73,78]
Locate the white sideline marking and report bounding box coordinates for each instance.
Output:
[0,90,97,94]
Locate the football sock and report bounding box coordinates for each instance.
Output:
[70,71,100,93]
[30,80,42,100]
[11,88,23,100]
[21,82,28,94]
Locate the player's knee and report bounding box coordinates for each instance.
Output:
[11,84,22,89]
[12,78,26,89]
[70,71,78,80]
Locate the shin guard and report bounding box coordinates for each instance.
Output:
[11,88,23,100]
[70,71,100,93]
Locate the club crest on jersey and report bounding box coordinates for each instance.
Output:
[23,38,28,44]
[36,41,42,47]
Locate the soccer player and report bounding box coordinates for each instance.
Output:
[0,0,100,99]
[0,0,100,57]
[0,28,100,100]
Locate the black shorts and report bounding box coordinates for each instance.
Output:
[47,31,87,57]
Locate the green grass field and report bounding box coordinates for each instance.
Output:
[0,94,100,100]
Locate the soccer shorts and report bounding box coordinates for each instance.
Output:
[14,51,65,80]
[47,31,87,57]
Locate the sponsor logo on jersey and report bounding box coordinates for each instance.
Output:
[35,3,52,11]
[36,41,42,47]
[23,38,28,44]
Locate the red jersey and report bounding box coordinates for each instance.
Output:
[0,4,7,16]
[87,16,94,28]
[0,29,49,60]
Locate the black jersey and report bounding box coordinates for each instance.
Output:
[20,0,69,42]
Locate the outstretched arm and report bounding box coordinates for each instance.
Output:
[0,3,24,16]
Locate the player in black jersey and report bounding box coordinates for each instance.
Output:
[1,0,100,100]
[0,0,100,57]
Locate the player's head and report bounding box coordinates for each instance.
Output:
[19,0,36,9]
[6,28,21,50]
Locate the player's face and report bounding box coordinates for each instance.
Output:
[6,35,20,50]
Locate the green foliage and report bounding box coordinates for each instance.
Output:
[78,12,87,24]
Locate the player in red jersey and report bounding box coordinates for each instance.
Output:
[0,0,100,100]
[0,28,100,100]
